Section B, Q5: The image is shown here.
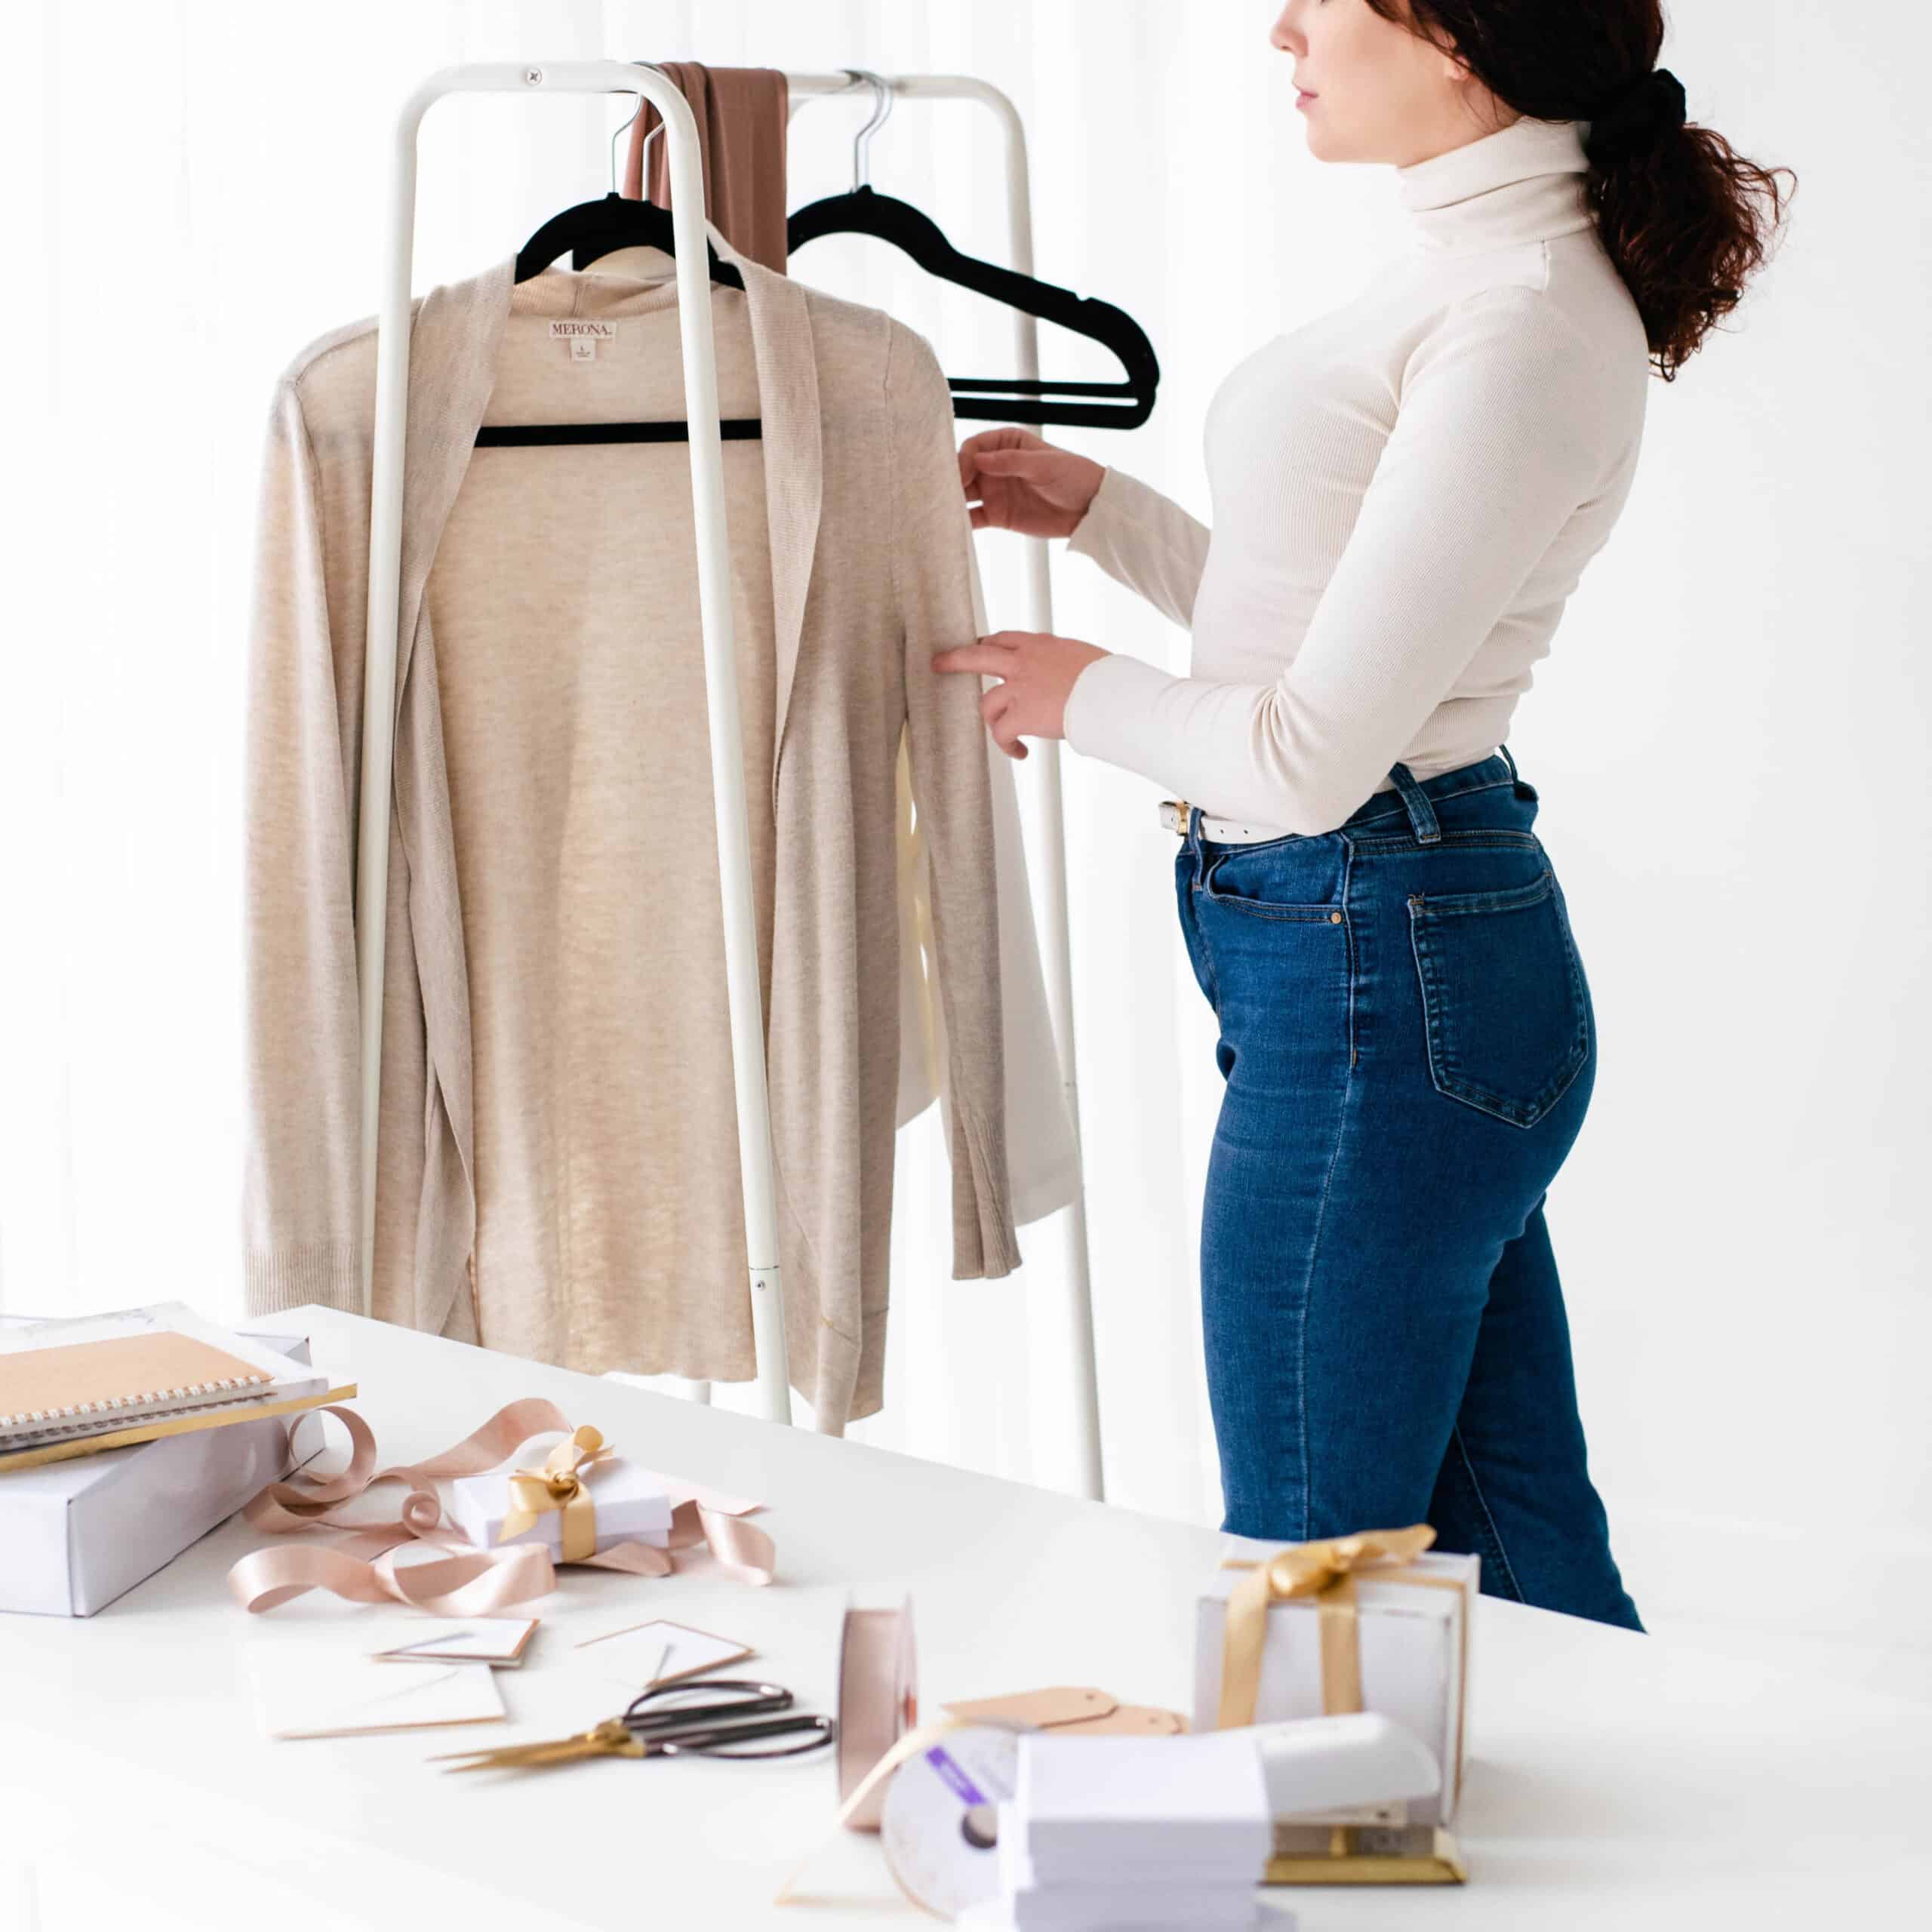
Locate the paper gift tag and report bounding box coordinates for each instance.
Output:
[576,1617,752,1695]
[942,1687,1118,1730]
[1048,1703,1189,1737]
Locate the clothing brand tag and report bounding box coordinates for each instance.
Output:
[550,318,617,362]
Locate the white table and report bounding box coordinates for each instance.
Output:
[2,1309,1927,1931]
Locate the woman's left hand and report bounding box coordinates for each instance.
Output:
[933,631,1111,761]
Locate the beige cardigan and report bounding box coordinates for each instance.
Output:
[243,233,1021,1431]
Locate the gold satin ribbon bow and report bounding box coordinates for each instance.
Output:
[498,1425,612,1564]
[1217,1524,1441,1731]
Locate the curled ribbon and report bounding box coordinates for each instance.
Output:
[499,1424,612,1563]
[226,1397,777,1614]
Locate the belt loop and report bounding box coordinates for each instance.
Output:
[1388,762,1442,845]
[1186,805,1205,877]
[1498,743,1520,782]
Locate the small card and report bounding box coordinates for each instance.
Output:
[247,1646,506,1740]
[575,1617,752,1695]
[370,1617,539,1669]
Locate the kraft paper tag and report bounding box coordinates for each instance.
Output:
[942,1687,1117,1730]
[1047,1703,1189,1737]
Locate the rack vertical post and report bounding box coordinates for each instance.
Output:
[355,60,793,1422]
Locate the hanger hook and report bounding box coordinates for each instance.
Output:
[615,62,665,196]
[841,69,893,191]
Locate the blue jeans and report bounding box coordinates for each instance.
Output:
[1175,750,1642,1631]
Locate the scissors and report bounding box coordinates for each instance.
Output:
[432,1678,837,1774]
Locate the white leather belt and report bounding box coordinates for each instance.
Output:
[1158,799,1292,845]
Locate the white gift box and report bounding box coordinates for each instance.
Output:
[0,1330,314,1618]
[1193,1539,1477,1827]
[447,1432,673,1558]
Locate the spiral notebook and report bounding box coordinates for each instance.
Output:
[0,1302,337,1462]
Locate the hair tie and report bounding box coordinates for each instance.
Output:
[1585,66,1687,166]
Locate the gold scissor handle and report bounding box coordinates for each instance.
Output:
[432,1715,645,1774]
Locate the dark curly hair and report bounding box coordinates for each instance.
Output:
[1364,0,1795,380]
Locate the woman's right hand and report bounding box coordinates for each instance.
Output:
[958,429,1106,540]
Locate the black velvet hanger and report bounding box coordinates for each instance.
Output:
[786,186,1160,431]
[479,191,758,448]
[515,191,744,291]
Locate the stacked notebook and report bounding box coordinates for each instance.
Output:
[0,1303,338,1470]
[987,1731,1275,1931]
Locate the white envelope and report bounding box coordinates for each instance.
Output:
[247,1644,505,1740]
[367,1615,539,1667]
[575,1617,753,1697]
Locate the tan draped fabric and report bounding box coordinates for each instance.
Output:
[623,63,789,276]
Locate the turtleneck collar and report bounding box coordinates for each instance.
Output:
[1395,115,1593,255]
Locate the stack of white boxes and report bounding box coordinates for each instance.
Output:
[982,1730,1277,1932]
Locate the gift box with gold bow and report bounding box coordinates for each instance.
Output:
[446,1425,672,1563]
[1194,1524,1476,1829]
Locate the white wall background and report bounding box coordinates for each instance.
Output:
[3,2,1926,1682]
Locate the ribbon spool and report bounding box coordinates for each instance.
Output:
[878,1723,1022,1921]
[837,1601,918,1832]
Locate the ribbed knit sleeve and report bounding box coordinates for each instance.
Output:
[240,377,364,1317]
[1063,286,1621,832]
[889,326,1023,1281]
[1065,465,1213,629]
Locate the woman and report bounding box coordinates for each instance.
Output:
[937,1,1789,1629]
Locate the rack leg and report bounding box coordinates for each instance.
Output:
[993,94,1106,1505]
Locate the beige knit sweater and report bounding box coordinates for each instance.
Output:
[242,232,1021,1431]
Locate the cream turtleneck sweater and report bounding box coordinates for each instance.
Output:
[1062,115,1651,832]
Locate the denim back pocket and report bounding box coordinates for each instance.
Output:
[1406,869,1589,1128]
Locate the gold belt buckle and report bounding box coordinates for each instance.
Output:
[1166,798,1191,838]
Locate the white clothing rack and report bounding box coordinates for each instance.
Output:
[356,61,1105,1497]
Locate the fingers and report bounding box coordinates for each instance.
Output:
[958,429,1055,506]
[932,639,1024,678]
[960,427,1044,462]
[958,428,1033,492]
[934,627,1037,761]
[980,685,1029,759]
[968,448,1050,476]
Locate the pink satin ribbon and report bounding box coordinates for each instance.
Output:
[227,1397,776,1614]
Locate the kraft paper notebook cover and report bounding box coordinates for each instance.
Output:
[0,1302,349,1471]
[0,1331,275,1439]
